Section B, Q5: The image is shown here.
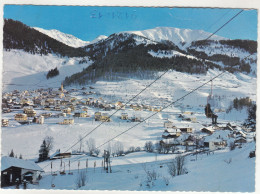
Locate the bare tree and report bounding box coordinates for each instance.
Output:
[86,138,96,156]
[144,141,154,152]
[75,170,87,189]
[113,141,124,156]
[167,156,186,177]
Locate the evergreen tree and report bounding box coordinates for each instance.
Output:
[19,154,23,159]
[9,149,14,157]
[243,104,256,130]
[38,140,49,162]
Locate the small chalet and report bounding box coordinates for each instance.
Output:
[1,156,43,187]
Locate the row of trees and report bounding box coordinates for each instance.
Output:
[46,67,59,79]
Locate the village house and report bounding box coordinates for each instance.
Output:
[50,149,71,160]
[60,100,70,106]
[82,106,88,112]
[60,118,74,125]
[2,119,9,127]
[201,127,215,135]
[23,108,36,117]
[204,139,227,151]
[95,112,102,121]
[164,120,173,128]
[74,111,89,118]
[41,113,52,118]
[179,127,193,133]
[14,113,28,121]
[1,156,44,187]
[121,113,128,120]
[162,128,181,139]
[132,114,142,122]
[115,101,125,110]
[33,116,44,124]
[131,104,143,111]
[180,135,195,146]
[62,107,72,114]
[101,113,111,122]
[54,106,61,111]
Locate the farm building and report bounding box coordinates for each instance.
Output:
[1,156,43,187]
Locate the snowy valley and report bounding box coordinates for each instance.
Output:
[1,18,257,191]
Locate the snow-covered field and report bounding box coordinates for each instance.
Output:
[2,50,93,91]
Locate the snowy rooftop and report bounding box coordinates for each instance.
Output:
[1,156,43,172]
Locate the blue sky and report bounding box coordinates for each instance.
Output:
[4,5,257,41]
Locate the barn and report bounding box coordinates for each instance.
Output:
[1,156,43,187]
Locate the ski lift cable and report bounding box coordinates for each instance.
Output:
[41,9,244,170]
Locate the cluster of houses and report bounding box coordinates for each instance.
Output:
[161,120,250,151]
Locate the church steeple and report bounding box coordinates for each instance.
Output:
[61,82,63,92]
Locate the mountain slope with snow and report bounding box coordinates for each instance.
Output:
[33,27,90,48]
[125,27,227,47]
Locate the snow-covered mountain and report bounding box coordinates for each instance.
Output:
[33,27,90,48]
[89,35,108,44]
[124,27,227,47]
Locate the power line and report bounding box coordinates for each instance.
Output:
[41,9,245,170]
